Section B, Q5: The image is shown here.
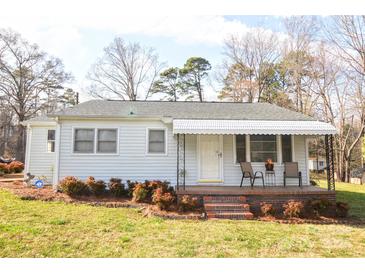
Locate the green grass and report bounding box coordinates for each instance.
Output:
[318,180,365,220]
[1,182,365,257]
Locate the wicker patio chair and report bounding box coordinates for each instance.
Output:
[283,162,302,187]
[239,162,265,188]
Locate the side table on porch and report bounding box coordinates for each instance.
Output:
[265,170,276,186]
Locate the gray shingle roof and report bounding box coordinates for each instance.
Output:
[50,100,316,121]
[27,115,56,122]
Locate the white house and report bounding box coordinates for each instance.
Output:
[22,100,337,191]
[308,157,327,172]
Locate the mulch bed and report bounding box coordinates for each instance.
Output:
[0,180,203,219]
[256,215,365,225]
[1,180,364,224]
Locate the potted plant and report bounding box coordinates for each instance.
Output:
[265,158,274,171]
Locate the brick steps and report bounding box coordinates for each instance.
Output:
[207,212,254,220]
[203,196,246,203]
[203,195,254,220]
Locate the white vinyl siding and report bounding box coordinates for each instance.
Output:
[28,126,56,184]
[58,120,176,183]
[53,119,309,187]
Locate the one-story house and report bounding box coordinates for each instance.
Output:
[22,100,337,216]
[308,157,327,172]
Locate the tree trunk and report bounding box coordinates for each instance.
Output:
[344,157,350,183]
[15,124,26,162]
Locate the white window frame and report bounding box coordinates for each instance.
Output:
[146,127,168,156]
[47,129,56,153]
[72,127,119,155]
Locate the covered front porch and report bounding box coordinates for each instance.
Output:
[176,185,331,195]
[173,119,337,194]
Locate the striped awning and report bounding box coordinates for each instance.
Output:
[172,119,337,135]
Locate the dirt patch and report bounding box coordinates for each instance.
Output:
[141,205,205,220]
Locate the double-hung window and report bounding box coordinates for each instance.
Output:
[250,135,277,162]
[47,129,56,153]
[73,128,118,154]
[74,129,95,153]
[147,129,166,154]
[97,129,117,153]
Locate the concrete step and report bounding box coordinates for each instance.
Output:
[203,195,246,203]
[206,212,254,220]
[204,203,251,212]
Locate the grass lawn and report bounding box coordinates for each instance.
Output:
[1,182,365,257]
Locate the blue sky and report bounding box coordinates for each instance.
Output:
[0,13,332,100]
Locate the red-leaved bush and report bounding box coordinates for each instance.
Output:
[0,161,24,174]
[283,200,304,218]
[178,195,200,212]
[260,202,276,217]
[8,161,24,173]
[86,177,106,196]
[59,176,89,196]
[152,187,175,210]
[109,178,127,197]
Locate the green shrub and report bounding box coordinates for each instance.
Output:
[86,177,106,196]
[109,178,127,197]
[178,195,200,212]
[132,183,148,202]
[152,187,175,210]
[260,202,276,217]
[283,200,304,218]
[336,202,350,218]
[59,176,89,196]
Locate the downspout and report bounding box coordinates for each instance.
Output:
[52,117,61,191]
[24,124,32,180]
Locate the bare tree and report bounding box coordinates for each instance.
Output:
[328,16,365,77]
[223,28,279,102]
[0,29,72,160]
[323,16,365,182]
[87,38,164,101]
[280,16,319,115]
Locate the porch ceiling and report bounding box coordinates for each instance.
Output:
[173,119,337,135]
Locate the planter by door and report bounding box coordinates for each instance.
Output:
[197,135,223,183]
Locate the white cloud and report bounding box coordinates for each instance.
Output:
[0,15,252,46]
[0,12,277,101]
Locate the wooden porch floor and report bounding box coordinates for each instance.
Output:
[176,185,333,196]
